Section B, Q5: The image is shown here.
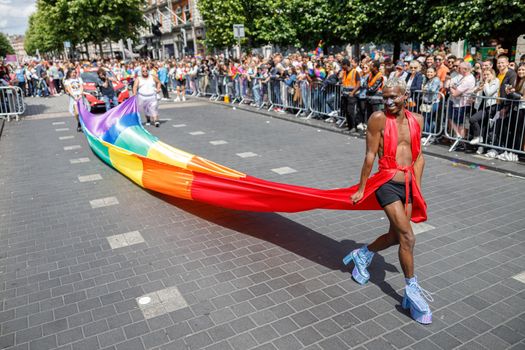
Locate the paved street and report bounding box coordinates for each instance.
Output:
[0,97,524,350]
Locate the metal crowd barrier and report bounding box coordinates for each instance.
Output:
[193,76,524,157]
[267,80,310,117]
[192,74,214,98]
[406,90,445,145]
[443,93,525,155]
[0,86,25,121]
[211,74,231,102]
[308,82,344,126]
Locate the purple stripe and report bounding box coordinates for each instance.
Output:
[79,96,138,137]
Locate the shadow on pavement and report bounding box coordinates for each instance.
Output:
[155,192,402,304]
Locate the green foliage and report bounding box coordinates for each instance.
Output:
[426,0,525,44]
[24,0,147,56]
[0,33,15,57]
[197,0,246,49]
[200,0,525,53]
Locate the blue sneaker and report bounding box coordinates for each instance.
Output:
[402,276,433,324]
[342,246,374,284]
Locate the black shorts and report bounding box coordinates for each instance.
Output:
[375,180,412,208]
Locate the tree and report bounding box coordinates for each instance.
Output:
[63,0,146,57]
[197,0,247,49]
[24,1,68,55]
[335,0,432,60]
[25,0,146,57]
[425,0,525,49]
[290,0,342,49]
[0,33,15,58]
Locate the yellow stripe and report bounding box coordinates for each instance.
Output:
[107,145,144,187]
[146,141,194,169]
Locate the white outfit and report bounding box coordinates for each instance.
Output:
[137,75,158,117]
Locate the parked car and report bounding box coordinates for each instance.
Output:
[81,69,129,109]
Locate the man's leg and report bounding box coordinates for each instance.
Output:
[381,201,432,324]
[102,96,110,112]
[380,201,414,278]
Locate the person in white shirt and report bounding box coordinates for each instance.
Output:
[470,69,500,147]
[63,69,85,132]
[173,62,187,102]
[133,63,162,127]
[449,62,476,139]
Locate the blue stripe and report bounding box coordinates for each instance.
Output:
[102,112,141,144]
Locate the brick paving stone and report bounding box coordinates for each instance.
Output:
[2,101,525,350]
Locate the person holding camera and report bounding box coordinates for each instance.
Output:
[96,68,118,112]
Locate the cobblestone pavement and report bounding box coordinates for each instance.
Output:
[0,98,524,350]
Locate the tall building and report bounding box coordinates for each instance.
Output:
[140,0,205,59]
[8,35,27,60]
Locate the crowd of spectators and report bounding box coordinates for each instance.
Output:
[1,43,524,161]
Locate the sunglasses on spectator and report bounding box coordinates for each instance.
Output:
[435,58,442,61]
[453,65,459,68]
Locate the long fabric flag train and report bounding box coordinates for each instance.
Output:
[78,97,426,222]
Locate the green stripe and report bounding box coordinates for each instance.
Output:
[114,126,157,156]
[86,131,112,166]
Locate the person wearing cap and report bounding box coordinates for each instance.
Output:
[389,61,408,81]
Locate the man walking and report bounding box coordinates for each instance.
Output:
[344,78,433,324]
[133,63,161,127]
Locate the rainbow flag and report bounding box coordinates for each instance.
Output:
[315,40,324,57]
[77,97,426,222]
[464,54,474,66]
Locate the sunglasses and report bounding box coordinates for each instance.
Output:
[453,65,459,68]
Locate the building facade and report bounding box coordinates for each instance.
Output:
[141,0,205,59]
[8,35,27,61]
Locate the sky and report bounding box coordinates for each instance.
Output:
[0,0,36,36]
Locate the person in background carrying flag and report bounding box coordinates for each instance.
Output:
[133,63,162,127]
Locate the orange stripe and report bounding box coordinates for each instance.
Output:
[141,157,194,200]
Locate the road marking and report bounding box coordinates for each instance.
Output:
[90,196,119,209]
[136,286,188,319]
[70,158,90,164]
[210,140,228,145]
[411,222,436,235]
[237,152,258,158]
[172,124,186,128]
[52,121,65,125]
[59,136,74,140]
[64,145,81,151]
[189,131,205,135]
[107,231,145,249]
[512,272,525,284]
[78,174,102,182]
[271,167,297,175]
[161,118,172,121]
[56,128,69,132]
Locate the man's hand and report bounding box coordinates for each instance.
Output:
[350,189,364,204]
